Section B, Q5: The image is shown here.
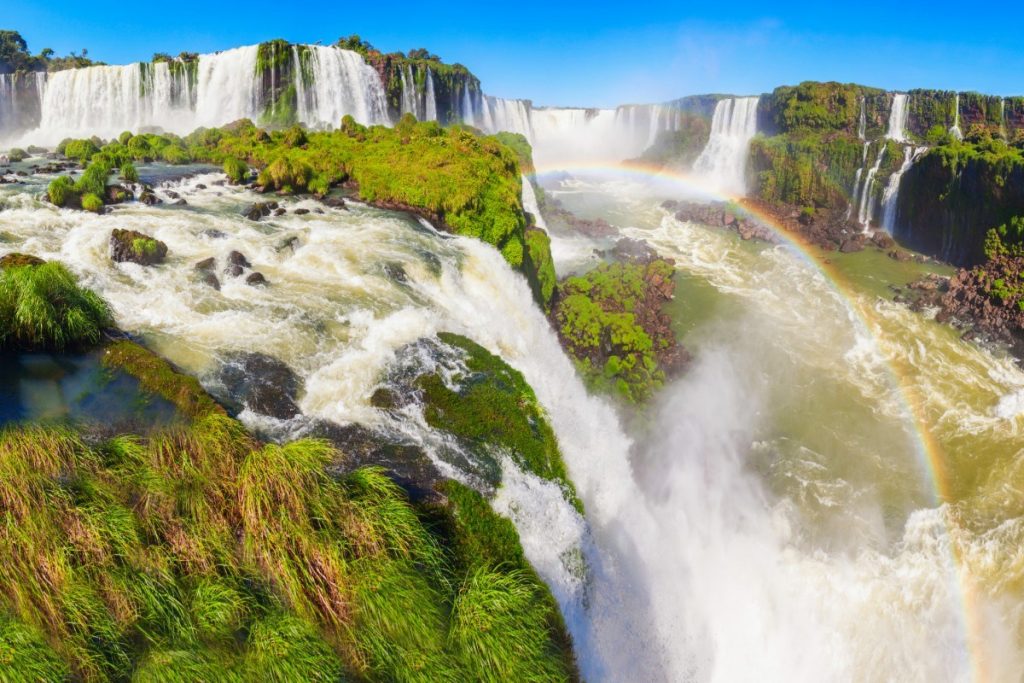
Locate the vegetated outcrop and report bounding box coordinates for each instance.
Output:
[0,248,580,682]
[894,141,1024,266]
[551,256,688,404]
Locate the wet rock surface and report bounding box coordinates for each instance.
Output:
[213,352,302,420]
[109,229,168,266]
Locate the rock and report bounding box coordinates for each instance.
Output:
[199,272,220,290]
[871,232,896,249]
[138,189,161,205]
[839,237,865,253]
[241,201,278,221]
[105,184,131,204]
[194,257,216,272]
[293,208,310,215]
[214,352,302,420]
[319,195,347,210]
[272,207,286,216]
[226,250,250,269]
[606,237,662,265]
[201,229,227,240]
[245,272,269,287]
[313,208,325,214]
[171,198,187,206]
[275,235,299,253]
[313,421,441,502]
[109,229,168,266]
[888,249,912,262]
[383,262,407,283]
[195,183,207,190]
[0,253,45,268]
[164,190,180,200]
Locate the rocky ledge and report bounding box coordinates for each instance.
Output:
[902,256,1024,360]
[662,199,779,243]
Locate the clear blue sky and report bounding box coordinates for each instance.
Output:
[5,1,1024,107]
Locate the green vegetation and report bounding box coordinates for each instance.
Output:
[6,147,28,162]
[525,228,556,308]
[0,29,99,73]
[748,132,864,208]
[0,259,112,351]
[984,217,1024,260]
[47,175,76,207]
[0,408,577,681]
[80,192,103,213]
[223,157,249,184]
[119,161,139,183]
[418,332,580,510]
[552,261,677,404]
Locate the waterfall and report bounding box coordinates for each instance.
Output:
[193,45,262,129]
[886,93,909,142]
[949,93,963,140]
[692,96,761,195]
[399,65,417,118]
[294,45,389,128]
[0,74,17,140]
[520,174,547,230]
[857,97,866,140]
[424,68,437,122]
[880,146,924,232]
[480,96,533,139]
[857,143,887,230]
[1000,99,1007,140]
[846,142,870,220]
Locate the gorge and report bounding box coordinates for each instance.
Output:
[2,29,1024,683]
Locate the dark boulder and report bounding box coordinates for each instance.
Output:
[214,352,302,420]
[226,250,250,269]
[201,229,227,240]
[245,272,269,287]
[241,201,278,221]
[138,189,161,205]
[293,208,310,216]
[839,237,866,253]
[319,195,347,210]
[194,257,216,272]
[0,253,45,268]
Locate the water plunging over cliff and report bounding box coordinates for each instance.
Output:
[950,93,963,141]
[692,96,760,194]
[857,143,887,230]
[857,97,867,140]
[294,45,389,128]
[886,93,910,142]
[881,146,926,233]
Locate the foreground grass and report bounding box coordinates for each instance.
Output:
[0,411,577,682]
[0,258,112,351]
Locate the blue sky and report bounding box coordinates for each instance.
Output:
[5,1,1024,107]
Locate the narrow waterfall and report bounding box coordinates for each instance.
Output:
[692,96,760,195]
[294,45,389,127]
[0,74,18,138]
[886,93,909,142]
[857,96,866,140]
[520,174,547,230]
[949,93,963,140]
[857,143,887,229]
[846,142,870,220]
[479,96,533,139]
[880,146,923,232]
[1000,99,1007,140]
[424,68,437,122]
[399,65,418,118]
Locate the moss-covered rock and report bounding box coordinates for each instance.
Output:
[551,259,685,404]
[110,228,168,266]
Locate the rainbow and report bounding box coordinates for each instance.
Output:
[531,160,990,682]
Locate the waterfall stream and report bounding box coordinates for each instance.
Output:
[692,97,760,195]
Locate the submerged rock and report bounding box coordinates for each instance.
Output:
[109,229,167,266]
[319,195,347,210]
[241,201,278,221]
[245,272,269,287]
[138,189,161,205]
[213,352,302,420]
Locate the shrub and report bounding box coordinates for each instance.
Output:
[120,160,139,183]
[7,147,28,162]
[161,145,190,164]
[47,175,76,207]
[63,138,100,163]
[74,159,111,198]
[222,156,248,184]
[0,260,112,350]
[81,192,104,213]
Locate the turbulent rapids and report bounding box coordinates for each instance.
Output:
[2,29,1024,683]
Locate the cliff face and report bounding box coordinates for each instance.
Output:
[894,146,1024,265]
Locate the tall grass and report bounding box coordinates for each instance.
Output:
[0,411,577,681]
[0,260,112,351]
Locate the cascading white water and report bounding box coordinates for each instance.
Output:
[294,45,389,127]
[857,96,866,140]
[692,96,760,195]
[950,93,963,140]
[399,65,418,119]
[846,142,870,220]
[886,93,910,142]
[478,96,533,139]
[193,45,262,129]
[880,146,923,233]
[857,143,887,229]
[424,68,438,122]
[1000,99,1007,140]
[520,174,547,230]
